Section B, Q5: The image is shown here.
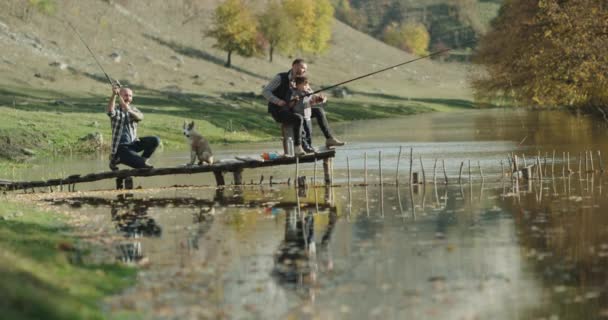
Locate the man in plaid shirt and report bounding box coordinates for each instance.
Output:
[108,86,160,170]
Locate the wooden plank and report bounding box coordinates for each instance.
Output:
[0,150,335,191]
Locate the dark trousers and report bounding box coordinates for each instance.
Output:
[301,119,312,149]
[271,109,303,146]
[115,136,160,168]
[310,107,333,139]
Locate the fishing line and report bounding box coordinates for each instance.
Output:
[64,19,119,87]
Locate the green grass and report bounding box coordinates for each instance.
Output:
[0,201,136,320]
[0,83,477,164]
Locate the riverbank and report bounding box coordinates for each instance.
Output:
[0,198,136,319]
[0,83,476,165]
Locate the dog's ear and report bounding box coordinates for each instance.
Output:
[188,121,195,130]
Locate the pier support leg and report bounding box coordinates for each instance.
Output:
[213,170,225,186]
[125,177,133,190]
[323,158,332,185]
[116,178,124,190]
[233,169,243,185]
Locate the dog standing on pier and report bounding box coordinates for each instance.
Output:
[183,121,214,166]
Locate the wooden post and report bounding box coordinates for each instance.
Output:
[514,155,519,180]
[124,177,133,190]
[419,156,426,185]
[478,160,484,182]
[579,152,582,173]
[537,157,542,180]
[458,161,464,184]
[412,172,419,184]
[562,152,566,177]
[364,152,368,186]
[213,170,225,186]
[551,150,555,176]
[590,151,595,172]
[501,160,505,178]
[468,160,471,182]
[396,146,402,184]
[295,156,299,188]
[567,152,571,173]
[442,159,448,185]
[432,159,438,185]
[233,169,243,185]
[259,175,264,185]
[379,150,383,186]
[313,159,317,187]
[269,175,274,186]
[585,151,589,173]
[347,157,351,187]
[598,150,605,173]
[409,148,413,185]
[116,178,124,190]
[323,158,332,185]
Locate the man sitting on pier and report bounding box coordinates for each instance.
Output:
[107,86,160,170]
[263,58,345,152]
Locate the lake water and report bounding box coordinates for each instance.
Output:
[10,109,608,319]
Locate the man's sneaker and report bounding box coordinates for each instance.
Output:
[142,158,154,169]
[109,158,119,171]
[325,137,345,148]
[294,145,307,157]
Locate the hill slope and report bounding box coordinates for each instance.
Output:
[0,0,473,161]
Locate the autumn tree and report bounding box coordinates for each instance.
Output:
[382,22,430,56]
[258,1,294,62]
[206,0,262,67]
[280,0,334,55]
[473,0,608,113]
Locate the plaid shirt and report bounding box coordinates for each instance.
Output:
[108,105,142,156]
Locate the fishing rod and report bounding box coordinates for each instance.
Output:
[65,20,119,87]
[309,47,452,96]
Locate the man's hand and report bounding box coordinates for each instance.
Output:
[112,86,120,97]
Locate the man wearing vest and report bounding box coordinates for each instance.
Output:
[262,58,345,154]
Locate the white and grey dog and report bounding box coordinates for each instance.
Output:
[183,121,214,166]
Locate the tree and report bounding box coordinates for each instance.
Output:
[382,21,430,56]
[472,0,608,113]
[281,0,334,55]
[258,1,294,62]
[309,0,335,53]
[206,0,261,67]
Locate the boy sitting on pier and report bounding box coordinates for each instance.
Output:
[289,76,326,153]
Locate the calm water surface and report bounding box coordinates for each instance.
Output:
[12,109,608,319]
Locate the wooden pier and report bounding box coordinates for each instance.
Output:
[0,150,335,191]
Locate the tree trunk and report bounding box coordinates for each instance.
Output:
[269,46,274,63]
[225,50,232,68]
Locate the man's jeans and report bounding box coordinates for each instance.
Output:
[115,136,160,168]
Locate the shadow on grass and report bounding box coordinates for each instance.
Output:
[0,219,135,320]
[0,84,279,137]
[143,34,268,81]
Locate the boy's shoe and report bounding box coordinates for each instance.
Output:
[294,145,307,157]
[303,145,316,153]
[325,137,345,148]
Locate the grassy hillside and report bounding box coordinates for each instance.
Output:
[0,0,475,162]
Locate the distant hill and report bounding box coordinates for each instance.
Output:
[0,0,472,101]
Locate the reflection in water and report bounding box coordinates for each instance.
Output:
[44,172,608,319]
[111,195,162,264]
[273,208,337,301]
